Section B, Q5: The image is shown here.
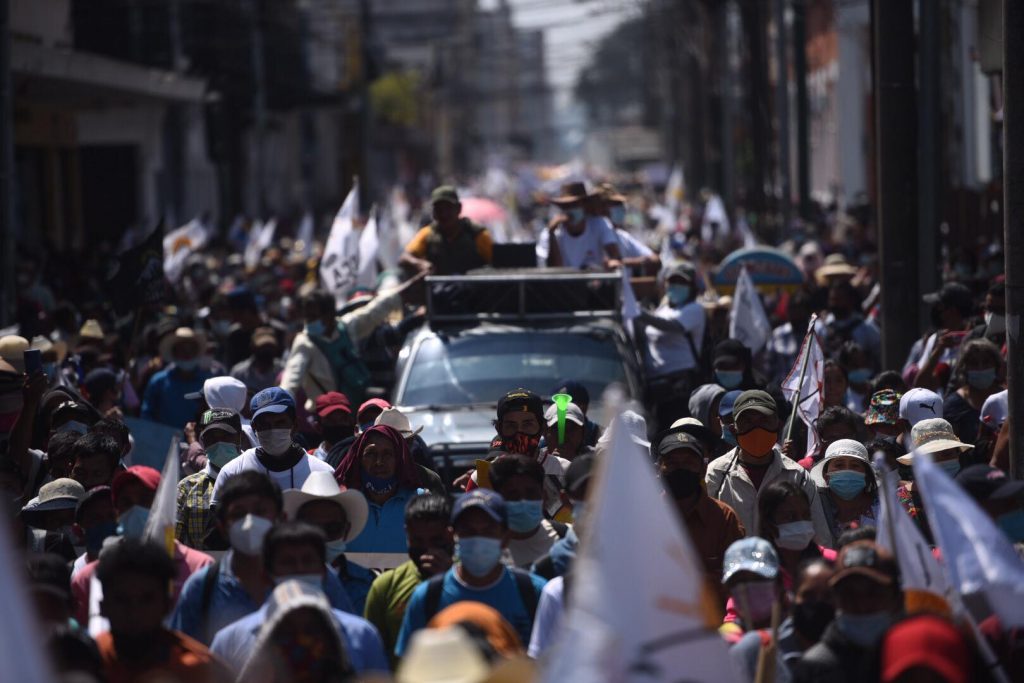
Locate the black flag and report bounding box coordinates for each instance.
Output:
[104,224,167,314]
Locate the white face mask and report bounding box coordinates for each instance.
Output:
[257,428,293,456]
[228,514,274,556]
[775,520,816,550]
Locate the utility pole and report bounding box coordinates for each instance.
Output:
[792,0,810,219]
[872,0,919,371]
[0,0,13,326]
[1004,0,1024,479]
[247,0,267,219]
[774,0,791,228]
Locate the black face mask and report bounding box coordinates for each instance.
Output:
[321,424,354,444]
[662,468,702,500]
[792,600,835,642]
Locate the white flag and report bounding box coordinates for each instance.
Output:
[729,265,771,354]
[296,211,314,259]
[780,317,824,458]
[163,218,209,283]
[620,267,640,337]
[356,206,380,289]
[320,182,361,304]
[700,194,731,244]
[664,166,685,218]
[244,218,277,270]
[539,391,737,683]
[873,454,950,615]
[144,437,180,556]
[913,451,1024,627]
[737,213,758,248]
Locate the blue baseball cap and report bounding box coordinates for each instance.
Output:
[719,390,743,419]
[451,489,507,526]
[722,537,779,585]
[251,387,296,420]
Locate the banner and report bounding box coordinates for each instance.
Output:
[780,317,825,458]
[163,218,208,283]
[320,182,361,303]
[729,265,771,353]
[143,437,180,556]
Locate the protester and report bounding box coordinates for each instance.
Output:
[401,185,494,275]
[823,281,881,366]
[335,424,425,552]
[356,398,392,433]
[954,464,1024,545]
[488,455,561,568]
[811,440,879,546]
[864,389,902,442]
[394,489,546,656]
[69,432,122,491]
[365,492,454,666]
[72,484,117,573]
[687,383,726,442]
[757,481,836,582]
[230,326,284,393]
[310,391,356,464]
[374,407,441,479]
[531,452,593,580]
[19,477,84,561]
[798,405,862,469]
[550,379,602,447]
[26,553,75,629]
[720,537,785,642]
[540,400,587,462]
[539,182,623,269]
[914,282,975,391]
[879,614,972,683]
[177,408,244,549]
[183,375,255,465]
[141,327,213,428]
[942,338,1003,446]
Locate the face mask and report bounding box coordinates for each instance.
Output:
[662,468,702,500]
[211,319,232,337]
[306,319,326,337]
[506,500,544,533]
[362,471,398,496]
[229,513,274,556]
[85,521,119,555]
[175,359,199,372]
[967,368,996,390]
[276,573,323,590]
[732,581,776,625]
[502,432,541,457]
[609,205,626,225]
[737,427,777,458]
[937,459,961,477]
[667,284,691,307]
[321,424,354,444]
[792,600,835,641]
[985,312,1007,335]
[55,420,89,436]
[456,536,504,577]
[258,428,293,456]
[117,505,151,540]
[775,520,816,550]
[996,509,1024,543]
[715,370,743,390]
[828,470,867,500]
[848,368,872,385]
[206,442,240,470]
[836,611,893,647]
[722,427,737,447]
[565,207,585,224]
[325,538,348,563]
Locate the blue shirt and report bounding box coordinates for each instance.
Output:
[336,556,376,615]
[141,364,212,428]
[346,488,414,553]
[170,551,355,644]
[210,604,389,675]
[394,566,547,656]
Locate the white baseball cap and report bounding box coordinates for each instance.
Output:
[898,388,943,427]
[186,376,248,414]
[980,389,1008,431]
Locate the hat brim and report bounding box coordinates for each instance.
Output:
[545,416,585,428]
[898,440,974,464]
[253,403,292,420]
[431,196,459,206]
[733,405,775,420]
[811,454,878,488]
[283,489,369,542]
[159,331,207,362]
[453,501,504,525]
[830,566,895,588]
[722,561,779,585]
[184,390,203,400]
[550,194,590,205]
[200,423,239,438]
[21,496,79,515]
[317,404,353,418]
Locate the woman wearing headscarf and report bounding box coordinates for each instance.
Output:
[335,424,424,553]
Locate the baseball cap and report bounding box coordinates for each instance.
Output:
[865,389,901,426]
[954,464,1024,503]
[551,380,589,408]
[980,389,1008,431]
[315,391,352,418]
[881,615,969,683]
[722,537,780,585]
[112,465,161,501]
[922,282,974,315]
[544,402,585,427]
[496,389,543,421]
[654,429,704,459]
[356,398,391,423]
[565,453,595,496]
[830,540,899,588]
[431,185,460,205]
[250,387,296,420]
[199,408,241,438]
[451,489,507,526]
[732,390,777,421]
[186,376,248,413]
[660,260,696,284]
[718,390,743,419]
[667,417,716,448]
[898,388,943,427]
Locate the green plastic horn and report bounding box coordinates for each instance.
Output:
[552,393,572,445]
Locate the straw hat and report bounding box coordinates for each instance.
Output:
[815,254,858,285]
[897,418,974,465]
[396,627,490,683]
[158,327,206,361]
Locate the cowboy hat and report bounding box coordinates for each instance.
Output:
[158,327,207,362]
[282,471,369,542]
[550,181,598,205]
[374,407,424,438]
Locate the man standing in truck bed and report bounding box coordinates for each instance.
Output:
[401,185,494,275]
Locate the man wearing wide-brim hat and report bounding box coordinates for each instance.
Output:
[539,181,623,269]
[141,326,213,428]
[599,182,661,275]
[400,185,494,276]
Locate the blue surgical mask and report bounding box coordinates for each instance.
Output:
[117,505,150,540]
[506,500,544,533]
[722,427,738,447]
[306,319,326,337]
[836,611,893,647]
[456,536,504,577]
[175,358,199,372]
[848,368,873,385]
[997,509,1024,543]
[85,521,119,555]
[565,207,585,224]
[828,470,867,500]
[667,284,692,306]
[967,368,996,390]
[205,442,240,470]
[325,538,348,563]
[716,370,743,390]
[609,206,626,225]
[937,459,961,477]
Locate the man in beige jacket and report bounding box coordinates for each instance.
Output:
[281,273,424,411]
[705,390,833,548]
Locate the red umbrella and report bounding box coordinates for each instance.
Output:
[459,197,507,224]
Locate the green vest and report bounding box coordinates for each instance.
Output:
[424,219,486,275]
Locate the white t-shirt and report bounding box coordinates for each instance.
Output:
[616,228,654,260]
[210,447,334,506]
[644,301,707,376]
[507,518,561,568]
[528,575,565,657]
[538,216,618,269]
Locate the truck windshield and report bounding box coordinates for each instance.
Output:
[399,332,627,406]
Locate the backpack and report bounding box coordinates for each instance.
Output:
[422,568,541,624]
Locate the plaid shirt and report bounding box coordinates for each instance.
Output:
[176,468,216,550]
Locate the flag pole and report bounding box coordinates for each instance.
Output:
[784,315,817,443]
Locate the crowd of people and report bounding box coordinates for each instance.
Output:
[1,176,1021,682]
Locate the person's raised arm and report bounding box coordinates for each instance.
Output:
[545,218,564,267]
